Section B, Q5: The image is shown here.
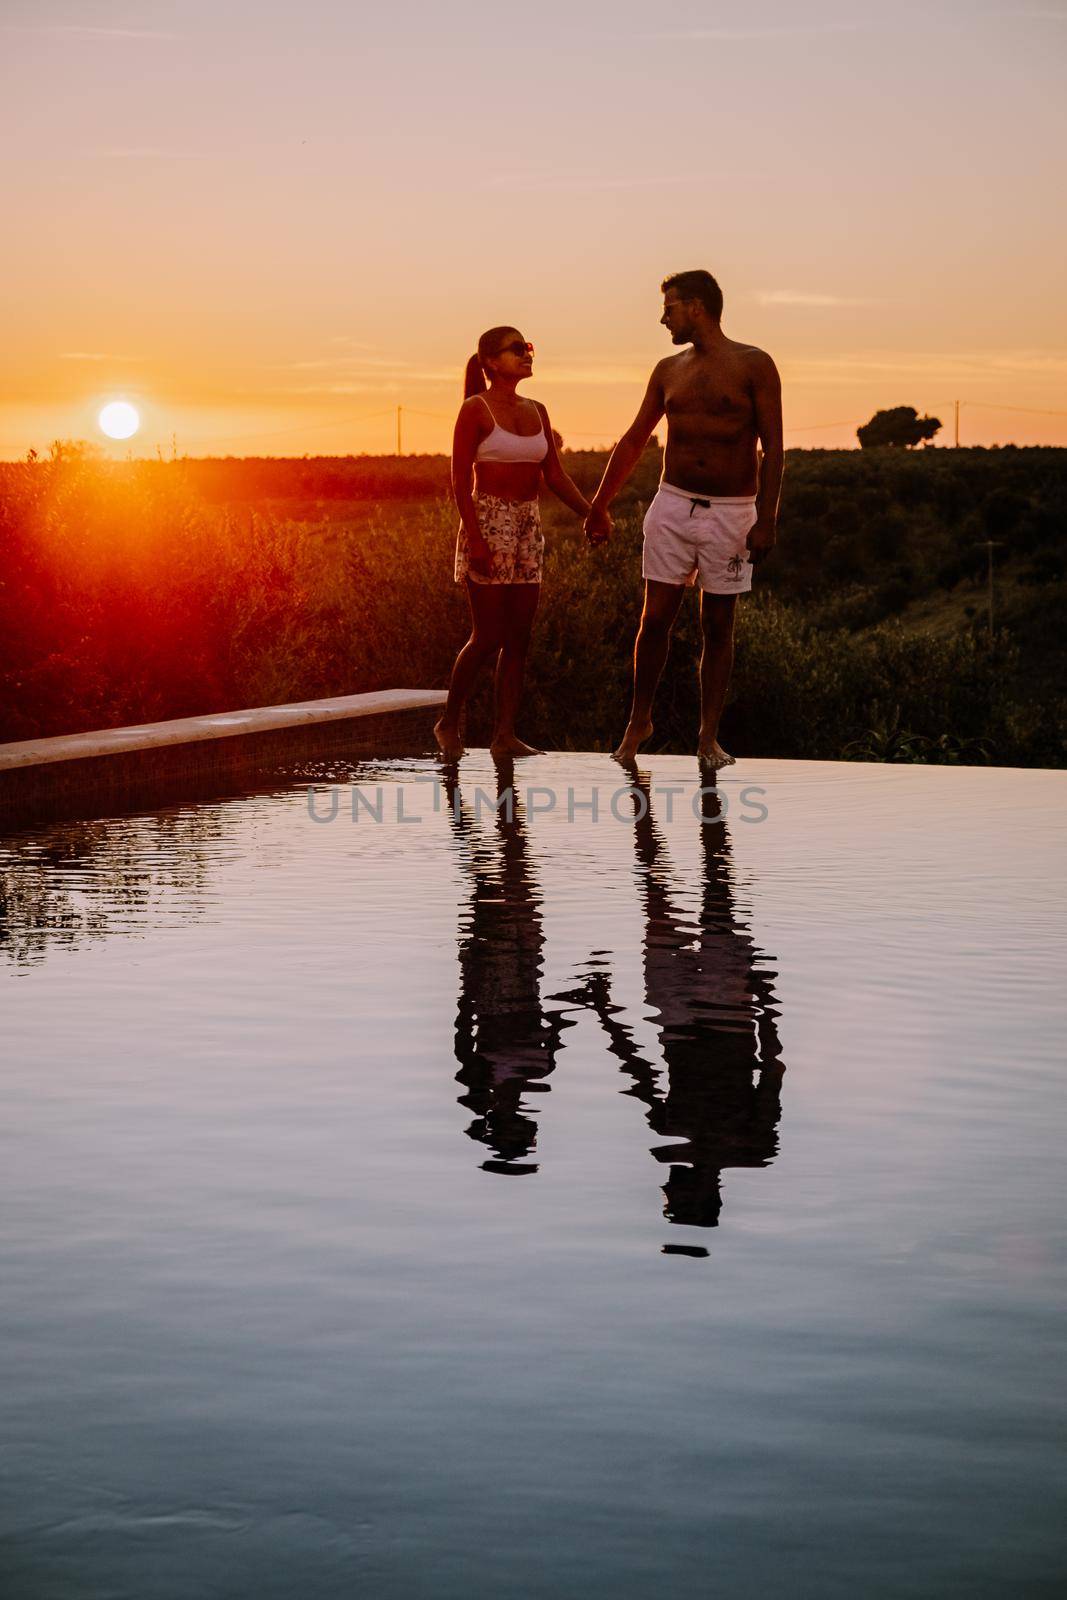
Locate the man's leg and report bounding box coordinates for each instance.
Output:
[491,583,542,757]
[614,580,686,761]
[697,591,737,767]
[435,582,506,758]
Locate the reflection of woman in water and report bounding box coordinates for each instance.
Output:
[564,770,784,1230]
[445,763,566,1175]
[434,327,591,761]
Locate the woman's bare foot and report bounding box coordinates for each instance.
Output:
[613,721,653,762]
[697,736,735,769]
[490,734,542,758]
[434,720,464,760]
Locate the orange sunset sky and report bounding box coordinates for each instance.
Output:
[3,0,1065,458]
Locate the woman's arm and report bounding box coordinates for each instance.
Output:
[535,404,591,518]
[451,400,492,574]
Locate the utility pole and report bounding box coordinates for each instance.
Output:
[396,405,403,456]
[954,399,960,448]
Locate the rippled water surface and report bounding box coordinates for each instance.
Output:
[2,754,1065,1598]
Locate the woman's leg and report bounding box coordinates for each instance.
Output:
[490,583,541,757]
[435,582,506,758]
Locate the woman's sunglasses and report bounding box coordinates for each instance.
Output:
[497,340,534,358]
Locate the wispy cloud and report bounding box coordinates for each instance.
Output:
[534,363,651,385]
[281,383,396,397]
[276,357,665,393]
[3,24,180,40]
[756,290,879,309]
[92,147,208,160]
[273,366,455,396]
[481,173,709,192]
[60,351,141,362]
[786,349,1067,385]
[654,11,1066,40]
[274,356,413,373]
[275,363,657,397]
[648,21,868,41]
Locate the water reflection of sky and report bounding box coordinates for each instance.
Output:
[1,754,1065,1598]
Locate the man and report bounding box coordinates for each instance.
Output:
[584,270,784,766]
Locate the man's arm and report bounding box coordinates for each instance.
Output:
[747,351,784,565]
[585,364,667,542]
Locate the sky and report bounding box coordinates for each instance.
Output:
[2,0,1066,458]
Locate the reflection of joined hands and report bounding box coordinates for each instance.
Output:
[583,504,613,549]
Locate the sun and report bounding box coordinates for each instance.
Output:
[98,400,140,440]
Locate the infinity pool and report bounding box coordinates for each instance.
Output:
[2,753,1065,1598]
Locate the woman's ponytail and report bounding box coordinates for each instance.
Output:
[464,353,487,399]
[464,326,521,399]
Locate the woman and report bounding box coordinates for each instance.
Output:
[434,326,591,760]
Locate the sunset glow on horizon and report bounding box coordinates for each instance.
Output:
[3,0,1065,459]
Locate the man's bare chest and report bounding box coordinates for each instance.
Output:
[664,367,753,423]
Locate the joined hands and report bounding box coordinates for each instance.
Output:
[583,503,613,548]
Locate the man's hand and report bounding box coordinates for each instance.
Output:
[584,503,613,548]
[746,518,776,566]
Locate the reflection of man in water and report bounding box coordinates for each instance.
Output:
[566,771,784,1230]
[445,763,566,1175]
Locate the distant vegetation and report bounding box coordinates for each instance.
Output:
[1,441,1064,766]
[857,405,942,449]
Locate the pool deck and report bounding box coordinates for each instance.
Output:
[0,689,446,817]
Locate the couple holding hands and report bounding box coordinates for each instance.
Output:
[434,268,784,769]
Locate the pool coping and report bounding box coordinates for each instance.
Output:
[0,689,447,818]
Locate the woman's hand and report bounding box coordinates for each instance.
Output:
[468,534,493,579]
[584,504,613,547]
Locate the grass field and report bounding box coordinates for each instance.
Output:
[2,443,1063,765]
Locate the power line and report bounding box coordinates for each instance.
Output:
[960,401,1067,418]
[783,419,861,434]
[211,397,1067,446]
[28,393,1054,462]
[206,407,395,448]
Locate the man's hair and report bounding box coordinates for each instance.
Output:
[661,270,723,321]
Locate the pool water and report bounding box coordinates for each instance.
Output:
[2,753,1065,1598]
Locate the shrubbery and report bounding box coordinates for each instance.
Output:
[1,446,1063,765]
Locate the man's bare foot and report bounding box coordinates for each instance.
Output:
[613,721,653,762]
[490,735,542,758]
[697,737,735,769]
[434,720,464,760]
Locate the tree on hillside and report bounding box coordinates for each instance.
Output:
[857,407,942,449]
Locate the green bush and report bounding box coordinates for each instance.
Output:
[1,447,1063,766]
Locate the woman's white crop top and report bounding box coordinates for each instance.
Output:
[474,397,549,464]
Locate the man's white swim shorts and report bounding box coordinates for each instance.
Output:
[641,481,756,594]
